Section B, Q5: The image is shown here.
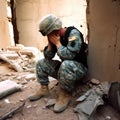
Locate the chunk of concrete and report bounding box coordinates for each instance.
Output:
[0,80,22,99]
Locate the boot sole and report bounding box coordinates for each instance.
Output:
[53,101,70,113]
[53,106,68,113]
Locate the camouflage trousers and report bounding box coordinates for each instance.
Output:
[36,58,87,92]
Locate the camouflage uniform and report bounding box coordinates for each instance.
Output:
[36,28,87,92]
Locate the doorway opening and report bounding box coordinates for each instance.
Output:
[6,0,88,47]
[6,0,19,45]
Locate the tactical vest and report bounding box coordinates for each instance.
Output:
[60,26,88,68]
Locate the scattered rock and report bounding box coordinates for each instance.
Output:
[90,78,100,85]
[25,74,36,81]
[0,80,22,99]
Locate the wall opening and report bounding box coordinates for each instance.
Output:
[6,0,19,45]
[6,0,88,48]
[10,0,19,44]
[6,0,15,46]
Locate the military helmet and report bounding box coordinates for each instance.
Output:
[39,14,62,36]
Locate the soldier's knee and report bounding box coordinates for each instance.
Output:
[36,58,44,66]
[60,60,71,70]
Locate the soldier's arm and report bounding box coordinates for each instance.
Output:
[57,29,82,60]
[43,42,57,59]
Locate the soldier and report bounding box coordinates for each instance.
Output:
[29,14,88,113]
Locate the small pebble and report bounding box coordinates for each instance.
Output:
[91,78,100,85]
[105,116,111,120]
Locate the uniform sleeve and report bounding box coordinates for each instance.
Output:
[57,29,82,60]
[43,45,57,59]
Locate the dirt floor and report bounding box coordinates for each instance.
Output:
[0,62,80,120]
[0,63,120,120]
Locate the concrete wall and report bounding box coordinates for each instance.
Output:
[15,0,87,50]
[87,0,120,81]
[1,0,119,82]
[0,0,11,48]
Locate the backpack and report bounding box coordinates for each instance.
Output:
[60,26,88,68]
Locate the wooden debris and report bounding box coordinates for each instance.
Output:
[0,101,25,120]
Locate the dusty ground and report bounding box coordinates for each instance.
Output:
[0,62,79,120]
[0,62,120,120]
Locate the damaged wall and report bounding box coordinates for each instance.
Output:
[15,0,87,50]
[1,0,120,82]
[87,0,120,82]
[0,0,11,48]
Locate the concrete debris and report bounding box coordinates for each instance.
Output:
[75,111,90,120]
[6,46,22,52]
[0,44,43,72]
[1,53,19,59]
[19,79,28,85]
[0,54,23,72]
[26,105,32,109]
[4,99,11,104]
[90,78,100,85]
[74,89,104,120]
[14,44,43,62]
[0,80,22,99]
[0,45,119,119]
[105,116,111,120]
[74,82,110,120]
[25,74,36,80]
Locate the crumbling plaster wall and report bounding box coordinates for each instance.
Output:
[1,0,119,82]
[0,0,11,48]
[87,0,120,81]
[15,0,87,50]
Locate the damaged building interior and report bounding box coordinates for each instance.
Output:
[0,0,120,120]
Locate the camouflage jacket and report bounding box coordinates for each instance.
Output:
[43,27,87,66]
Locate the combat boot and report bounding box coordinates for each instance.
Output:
[54,89,71,113]
[29,85,49,101]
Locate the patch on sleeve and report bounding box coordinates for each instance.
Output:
[68,36,76,41]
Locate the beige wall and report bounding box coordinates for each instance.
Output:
[1,0,119,82]
[16,0,87,50]
[87,0,120,82]
[0,0,11,48]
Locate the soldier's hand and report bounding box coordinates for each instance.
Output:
[47,40,54,50]
[47,33,61,48]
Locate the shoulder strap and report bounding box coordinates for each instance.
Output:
[64,26,84,43]
[61,26,88,68]
[61,26,84,46]
[65,26,88,68]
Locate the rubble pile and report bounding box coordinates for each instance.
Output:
[0,45,43,119]
[0,45,119,120]
[0,44,42,73]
